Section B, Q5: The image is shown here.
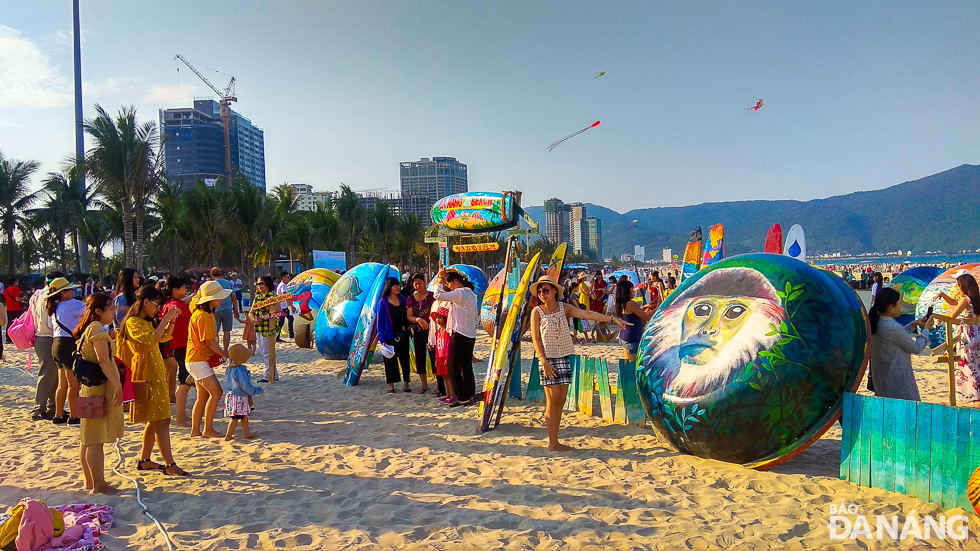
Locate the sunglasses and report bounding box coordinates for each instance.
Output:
[536,287,553,295]
[255,282,266,286]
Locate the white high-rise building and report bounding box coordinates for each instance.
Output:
[662,248,672,262]
[288,183,315,211]
[634,245,645,262]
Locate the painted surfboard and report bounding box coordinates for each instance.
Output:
[681,226,703,281]
[480,252,542,431]
[783,224,806,261]
[286,268,341,326]
[701,224,725,268]
[430,192,519,233]
[315,263,398,360]
[764,224,783,254]
[343,265,391,387]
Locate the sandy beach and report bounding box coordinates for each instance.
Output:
[1,326,977,550]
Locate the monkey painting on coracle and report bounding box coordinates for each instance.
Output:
[641,267,786,400]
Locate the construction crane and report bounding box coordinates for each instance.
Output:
[174,54,237,188]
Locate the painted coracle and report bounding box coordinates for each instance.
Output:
[637,254,870,468]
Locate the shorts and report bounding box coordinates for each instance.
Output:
[215,309,234,333]
[186,360,215,381]
[224,393,250,419]
[173,347,191,385]
[542,356,572,386]
[159,341,173,359]
[620,338,640,356]
[52,337,77,370]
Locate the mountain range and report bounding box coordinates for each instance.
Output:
[523,164,980,259]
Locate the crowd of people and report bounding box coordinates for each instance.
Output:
[8,256,980,494]
[4,267,299,494]
[868,269,980,407]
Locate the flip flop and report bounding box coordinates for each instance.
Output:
[416,388,429,394]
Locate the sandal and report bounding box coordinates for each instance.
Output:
[136,459,163,471]
[386,388,396,394]
[162,463,191,477]
[415,388,429,394]
[403,386,411,393]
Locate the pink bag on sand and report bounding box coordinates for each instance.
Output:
[7,310,36,350]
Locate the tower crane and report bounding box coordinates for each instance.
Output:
[174,54,237,188]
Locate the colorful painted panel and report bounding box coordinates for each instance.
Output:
[783,224,806,261]
[701,223,725,268]
[888,266,942,325]
[840,393,980,512]
[915,264,979,347]
[764,224,783,254]
[285,268,340,326]
[314,263,399,360]
[637,253,870,468]
[344,265,390,387]
[430,192,518,233]
[480,252,541,431]
[480,263,527,336]
[681,226,703,282]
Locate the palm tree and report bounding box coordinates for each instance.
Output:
[224,175,270,302]
[366,201,398,263]
[76,212,114,278]
[151,180,187,274]
[0,151,41,274]
[307,202,342,251]
[85,104,164,269]
[183,179,226,266]
[277,217,321,270]
[36,158,99,272]
[333,183,365,265]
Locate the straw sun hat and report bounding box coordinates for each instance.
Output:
[530,276,564,297]
[228,343,254,365]
[46,277,80,297]
[198,280,232,303]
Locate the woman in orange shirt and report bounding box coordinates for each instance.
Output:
[186,281,232,438]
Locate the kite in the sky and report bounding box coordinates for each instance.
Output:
[546,121,601,153]
[746,97,765,111]
[593,72,606,79]
[629,219,638,227]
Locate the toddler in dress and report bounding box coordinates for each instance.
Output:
[224,344,264,440]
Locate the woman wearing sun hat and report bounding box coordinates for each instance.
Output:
[187,280,232,439]
[46,277,84,425]
[529,275,630,451]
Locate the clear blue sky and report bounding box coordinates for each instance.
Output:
[2,1,978,212]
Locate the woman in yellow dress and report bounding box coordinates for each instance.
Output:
[74,292,124,494]
[116,285,188,476]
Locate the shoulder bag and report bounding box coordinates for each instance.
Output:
[69,324,108,387]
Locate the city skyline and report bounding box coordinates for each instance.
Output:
[1,2,978,212]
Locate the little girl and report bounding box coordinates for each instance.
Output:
[224,344,263,440]
[429,306,455,403]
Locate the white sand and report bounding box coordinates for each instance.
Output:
[1,329,977,550]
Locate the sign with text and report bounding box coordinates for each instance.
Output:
[452,242,500,253]
[312,250,346,271]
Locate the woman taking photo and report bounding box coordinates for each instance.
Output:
[868,288,932,400]
[73,293,124,494]
[615,280,653,363]
[377,277,412,393]
[250,276,280,383]
[529,275,630,451]
[936,272,980,405]
[405,274,436,394]
[433,268,479,407]
[117,285,187,475]
[48,277,84,425]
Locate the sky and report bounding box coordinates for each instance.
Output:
[1,1,979,212]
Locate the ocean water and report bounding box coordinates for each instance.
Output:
[811,253,980,268]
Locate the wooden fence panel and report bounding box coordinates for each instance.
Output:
[912,401,933,505]
[595,358,614,422]
[525,357,544,402]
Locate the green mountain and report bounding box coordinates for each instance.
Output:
[524,164,980,259]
